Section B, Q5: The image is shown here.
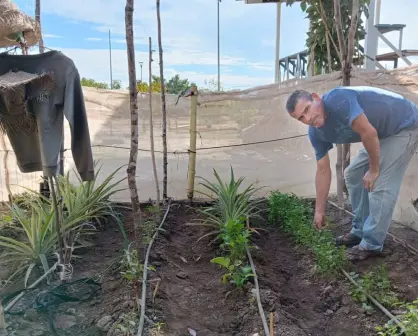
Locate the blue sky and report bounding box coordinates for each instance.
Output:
[13,0,418,89]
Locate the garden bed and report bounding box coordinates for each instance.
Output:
[3,195,418,335]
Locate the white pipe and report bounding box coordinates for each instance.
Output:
[375,0,381,25]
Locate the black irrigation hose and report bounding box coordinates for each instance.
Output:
[327,201,407,333]
[246,243,270,336]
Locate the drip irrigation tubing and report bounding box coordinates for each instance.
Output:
[327,201,408,333]
[328,200,418,256]
[137,199,172,336]
[246,243,270,336]
[341,268,405,333]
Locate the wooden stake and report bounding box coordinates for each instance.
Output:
[125,0,142,253]
[187,85,198,202]
[148,36,161,216]
[156,0,168,201]
[269,312,274,335]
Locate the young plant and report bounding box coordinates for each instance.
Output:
[349,265,399,311]
[210,256,254,288]
[376,300,418,335]
[193,167,264,240]
[268,191,347,276]
[219,218,250,261]
[56,162,129,248]
[0,197,95,286]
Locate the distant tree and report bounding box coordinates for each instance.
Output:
[81,77,109,89]
[136,76,164,93]
[166,74,194,94]
[112,79,122,89]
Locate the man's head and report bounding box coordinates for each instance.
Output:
[286,89,326,128]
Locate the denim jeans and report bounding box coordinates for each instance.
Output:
[344,125,418,251]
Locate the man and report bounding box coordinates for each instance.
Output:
[285,86,418,261]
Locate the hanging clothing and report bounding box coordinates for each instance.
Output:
[0,50,94,181]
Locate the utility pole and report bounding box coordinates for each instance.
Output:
[275,2,281,83]
[109,29,113,89]
[217,0,221,91]
[139,62,144,82]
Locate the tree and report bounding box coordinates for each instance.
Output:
[125,0,142,255]
[156,0,168,200]
[80,77,109,89]
[297,0,367,74]
[112,79,122,89]
[166,74,194,94]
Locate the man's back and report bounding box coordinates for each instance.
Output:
[308,86,418,160]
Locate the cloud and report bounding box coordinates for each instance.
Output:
[50,47,272,89]
[85,37,103,41]
[43,34,62,38]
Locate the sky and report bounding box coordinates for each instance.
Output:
[12,0,418,90]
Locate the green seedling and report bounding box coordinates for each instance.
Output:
[376,299,418,336]
[219,218,250,262]
[120,244,155,282]
[267,191,347,276]
[210,256,254,288]
[349,265,399,310]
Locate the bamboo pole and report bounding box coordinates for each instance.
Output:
[187,85,198,202]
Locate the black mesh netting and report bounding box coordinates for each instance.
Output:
[1,278,102,335]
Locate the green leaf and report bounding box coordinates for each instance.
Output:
[210,256,230,269]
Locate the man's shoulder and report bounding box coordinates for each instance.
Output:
[322,86,358,102]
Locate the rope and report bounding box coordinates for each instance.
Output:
[137,199,172,336]
[0,134,308,155]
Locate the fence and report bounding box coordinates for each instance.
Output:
[1,65,418,230]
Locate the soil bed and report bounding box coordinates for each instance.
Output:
[145,204,385,335]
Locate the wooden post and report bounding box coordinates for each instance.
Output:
[187,85,198,202]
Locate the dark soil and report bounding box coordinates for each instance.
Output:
[4,199,418,336]
[145,204,385,336]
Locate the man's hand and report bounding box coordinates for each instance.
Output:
[363,169,379,192]
[313,212,326,230]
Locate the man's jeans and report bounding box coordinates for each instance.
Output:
[344,125,418,251]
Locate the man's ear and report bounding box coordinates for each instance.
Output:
[312,92,320,100]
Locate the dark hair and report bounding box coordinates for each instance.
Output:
[285,90,313,113]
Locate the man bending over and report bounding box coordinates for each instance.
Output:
[285,86,418,261]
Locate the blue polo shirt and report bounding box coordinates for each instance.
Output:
[308,86,418,161]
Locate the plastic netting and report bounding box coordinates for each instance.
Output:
[1,65,418,225]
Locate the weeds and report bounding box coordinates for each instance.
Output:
[267,191,346,276]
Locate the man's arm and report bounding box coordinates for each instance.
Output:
[315,153,332,216]
[351,113,380,173]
